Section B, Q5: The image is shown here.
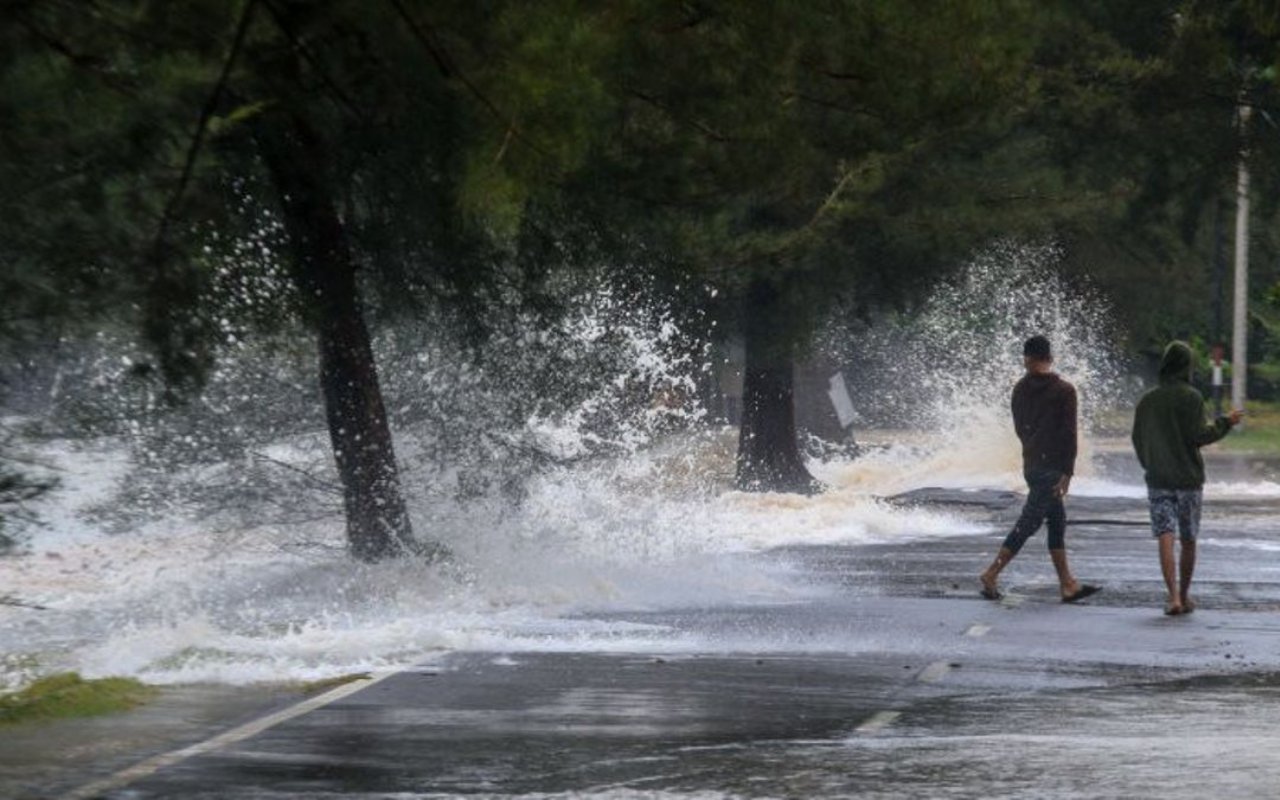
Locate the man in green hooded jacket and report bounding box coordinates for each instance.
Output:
[1132,341,1243,616]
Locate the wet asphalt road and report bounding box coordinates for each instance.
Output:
[20,455,1280,799]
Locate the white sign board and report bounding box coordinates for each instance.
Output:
[827,372,857,429]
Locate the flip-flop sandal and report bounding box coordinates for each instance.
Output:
[1181,600,1196,615]
[1164,604,1183,616]
[1062,584,1101,604]
[979,585,1003,601]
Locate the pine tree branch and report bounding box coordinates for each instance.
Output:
[385,0,547,158]
[781,91,883,121]
[151,0,259,255]
[384,0,457,77]
[248,450,342,494]
[12,11,136,95]
[259,0,365,121]
[0,596,49,611]
[625,88,734,143]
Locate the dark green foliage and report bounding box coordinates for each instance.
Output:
[596,0,1043,326]
[8,1,1280,377]
[10,0,1280,507]
[1030,1,1280,356]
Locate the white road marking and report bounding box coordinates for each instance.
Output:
[62,671,397,800]
[915,660,952,684]
[965,623,992,637]
[854,710,901,733]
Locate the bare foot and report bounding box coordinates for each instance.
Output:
[1164,601,1183,616]
[1181,596,1196,614]
[979,573,1002,600]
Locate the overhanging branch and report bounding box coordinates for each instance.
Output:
[151,0,259,256]
[385,0,547,159]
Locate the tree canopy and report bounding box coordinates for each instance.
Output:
[7,0,1280,516]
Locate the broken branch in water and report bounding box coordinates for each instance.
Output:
[247,450,341,494]
[0,595,49,611]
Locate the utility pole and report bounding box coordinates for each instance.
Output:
[1231,99,1252,415]
[1212,200,1227,416]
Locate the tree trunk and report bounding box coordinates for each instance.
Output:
[257,117,420,561]
[735,278,820,494]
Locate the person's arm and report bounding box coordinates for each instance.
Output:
[1184,393,1234,447]
[1052,384,1077,497]
[1061,384,1078,476]
[1010,382,1024,441]
[1131,400,1147,470]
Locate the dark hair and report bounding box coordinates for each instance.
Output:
[1023,335,1052,360]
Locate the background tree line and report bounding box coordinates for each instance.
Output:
[4,0,1280,557]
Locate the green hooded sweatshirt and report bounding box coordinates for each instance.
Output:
[1131,341,1231,489]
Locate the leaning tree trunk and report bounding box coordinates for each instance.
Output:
[257,117,418,561]
[734,278,820,494]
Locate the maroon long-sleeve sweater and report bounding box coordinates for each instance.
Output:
[1011,372,1078,476]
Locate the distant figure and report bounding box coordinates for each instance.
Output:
[980,335,1101,603]
[1131,341,1242,616]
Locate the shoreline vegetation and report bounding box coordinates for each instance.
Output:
[0,673,155,727]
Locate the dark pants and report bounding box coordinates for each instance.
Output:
[1001,467,1066,555]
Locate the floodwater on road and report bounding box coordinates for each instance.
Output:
[58,479,1280,800]
[7,439,1280,799]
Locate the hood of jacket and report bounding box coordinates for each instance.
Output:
[1158,341,1193,384]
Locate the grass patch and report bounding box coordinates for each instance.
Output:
[1217,400,1280,455]
[296,673,371,695]
[1097,399,1280,455]
[0,672,156,726]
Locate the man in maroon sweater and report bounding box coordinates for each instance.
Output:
[979,335,1101,603]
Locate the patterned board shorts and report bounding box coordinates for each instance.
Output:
[1147,488,1203,540]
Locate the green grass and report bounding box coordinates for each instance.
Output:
[296,673,370,695]
[0,672,156,726]
[1216,400,1280,454]
[1097,399,1280,455]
